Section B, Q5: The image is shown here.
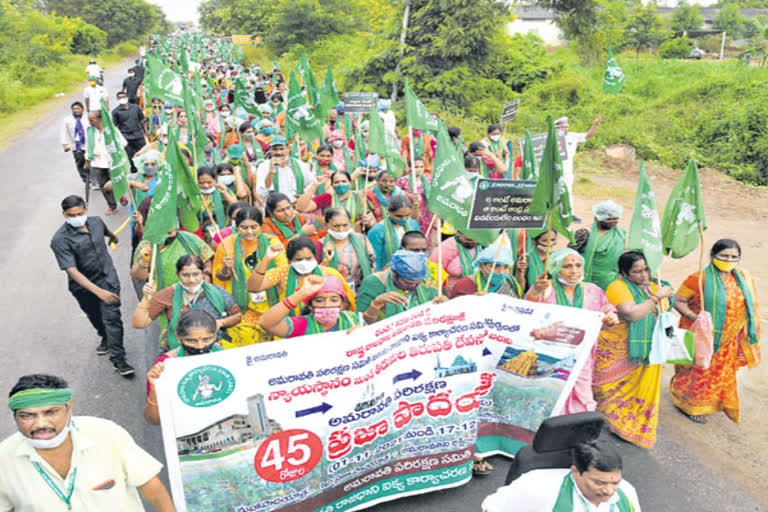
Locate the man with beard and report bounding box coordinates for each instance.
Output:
[0,374,174,510]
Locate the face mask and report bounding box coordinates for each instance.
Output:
[536,243,549,252]
[23,414,71,450]
[291,259,318,275]
[489,134,501,142]
[313,306,341,325]
[459,239,476,249]
[144,165,158,176]
[181,283,202,294]
[413,130,422,137]
[160,137,168,144]
[328,229,351,240]
[220,91,228,99]
[205,106,214,112]
[182,343,216,356]
[713,258,738,272]
[391,218,408,227]
[218,175,234,186]
[259,127,273,135]
[200,186,216,195]
[164,234,176,245]
[88,82,96,87]
[331,140,344,148]
[333,184,351,195]
[66,215,87,228]
[487,272,506,288]
[362,131,369,137]
[557,274,583,286]
[556,129,566,137]
[393,274,420,291]
[119,98,129,105]
[221,111,231,118]
[244,132,254,140]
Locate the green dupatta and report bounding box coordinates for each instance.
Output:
[382,217,401,265]
[456,240,479,278]
[323,234,371,279]
[703,263,758,353]
[583,221,626,290]
[201,190,226,228]
[271,216,303,240]
[552,472,634,512]
[624,279,660,363]
[273,158,305,195]
[384,272,432,318]
[232,233,279,311]
[167,282,226,349]
[154,232,199,290]
[475,272,521,297]
[553,279,584,308]
[331,192,364,225]
[408,173,431,198]
[285,265,324,315]
[304,311,360,335]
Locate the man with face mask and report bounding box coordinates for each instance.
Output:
[0,374,175,510]
[50,195,134,376]
[83,75,108,113]
[111,91,147,174]
[121,69,142,105]
[555,116,602,223]
[582,200,626,290]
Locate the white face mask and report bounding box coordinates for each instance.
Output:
[218,175,235,186]
[66,215,87,228]
[23,414,71,450]
[328,229,351,241]
[331,140,344,148]
[557,274,583,286]
[291,259,318,275]
[489,134,501,142]
[181,283,202,294]
[200,186,216,195]
[118,98,129,105]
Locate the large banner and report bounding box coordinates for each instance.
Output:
[156,295,602,511]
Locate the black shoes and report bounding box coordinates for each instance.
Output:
[112,360,136,377]
[96,342,109,355]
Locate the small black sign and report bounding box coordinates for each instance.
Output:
[343,92,379,114]
[500,100,520,124]
[467,179,546,230]
[520,133,569,162]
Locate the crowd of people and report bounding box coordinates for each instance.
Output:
[13,31,758,511]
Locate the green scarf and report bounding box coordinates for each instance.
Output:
[412,132,425,158]
[273,158,305,195]
[382,217,402,265]
[304,311,360,335]
[408,173,430,198]
[132,176,155,207]
[272,216,303,240]
[232,233,279,311]
[85,126,98,161]
[553,279,584,308]
[167,282,226,350]
[703,263,758,353]
[323,233,371,279]
[624,279,659,363]
[583,221,626,290]
[201,190,226,228]
[384,272,431,318]
[457,240,480,277]
[331,191,364,225]
[154,232,200,290]
[285,265,323,314]
[526,237,546,291]
[176,343,223,357]
[552,472,634,512]
[475,272,521,297]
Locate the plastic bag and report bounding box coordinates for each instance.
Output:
[649,312,673,364]
[649,312,694,365]
[691,311,714,370]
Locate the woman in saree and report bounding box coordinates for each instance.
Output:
[259,274,362,339]
[261,192,324,247]
[319,208,375,292]
[671,239,761,424]
[212,206,288,347]
[583,200,627,290]
[451,244,524,299]
[367,195,420,270]
[593,251,676,448]
[526,248,619,414]
[523,228,557,293]
[295,170,375,231]
[247,236,356,317]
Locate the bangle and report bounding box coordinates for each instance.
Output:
[253,269,265,276]
[283,298,296,310]
[146,397,157,406]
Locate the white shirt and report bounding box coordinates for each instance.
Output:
[561,131,588,179]
[87,128,110,168]
[60,114,90,148]
[379,110,397,140]
[255,158,315,203]
[481,468,641,512]
[85,64,102,77]
[83,85,108,112]
[0,416,162,512]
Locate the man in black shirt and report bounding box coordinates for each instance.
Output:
[122,68,142,104]
[50,195,135,376]
[130,58,145,83]
[112,91,146,173]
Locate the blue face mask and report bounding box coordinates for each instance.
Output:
[391,218,407,226]
[263,127,274,135]
[488,272,506,288]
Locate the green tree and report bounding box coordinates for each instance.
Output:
[671,1,703,32]
[713,4,745,37]
[659,35,693,58]
[623,3,667,59]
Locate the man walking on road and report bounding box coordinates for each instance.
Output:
[122,69,142,105]
[83,76,108,113]
[112,91,146,174]
[85,110,119,214]
[0,374,175,510]
[50,195,135,376]
[59,101,90,189]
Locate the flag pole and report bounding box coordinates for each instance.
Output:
[484,230,506,294]
[148,244,158,285]
[201,195,231,261]
[539,212,554,301]
[697,221,705,299]
[437,216,444,297]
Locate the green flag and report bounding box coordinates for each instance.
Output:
[143,134,180,244]
[602,50,625,95]
[295,50,323,118]
[627,162,663,272]
[145,55,185,105]
[404,79,438,131]
[234,77,261,116]
[427,121,499,246]
[367,104,406,178]
[173,138,202,233]
[286,71,324,143]
[182,79,208,167]
[521,129,538,181]
[180,47,190,74]
[660,158,706,258]
[529,116,574,243]
[99,99,130,202]
[320,66,340,118]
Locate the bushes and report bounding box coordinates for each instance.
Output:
[71,21,107,55]
[659,36,693,59]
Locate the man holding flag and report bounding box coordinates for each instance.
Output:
[555,115,601,223]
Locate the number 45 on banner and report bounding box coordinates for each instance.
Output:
[254,429,323,483]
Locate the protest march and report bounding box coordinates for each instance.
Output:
[0,12,763,512]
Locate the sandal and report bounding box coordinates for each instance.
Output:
[472,457,493,476]
[677,406,708,424]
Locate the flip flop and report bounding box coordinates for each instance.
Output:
[677,406,708,424]
[472,458,493,476]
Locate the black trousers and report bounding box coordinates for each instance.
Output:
[91,166,117,209]
[125,137,146,173]
[72,288,126,362]
[72,150,87,183]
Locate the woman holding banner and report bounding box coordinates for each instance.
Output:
[451,245,524,298]
[526,248,619,414]
[212,207,287,347]
[144,309,224,424]
[670,239,761,424]
[593,251,675,448]
[259,274,362,338]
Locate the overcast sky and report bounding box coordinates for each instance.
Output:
[150,0,201,23]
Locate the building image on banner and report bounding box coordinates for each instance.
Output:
[434,355,478,378]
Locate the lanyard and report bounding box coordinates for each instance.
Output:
[32,462,77,510]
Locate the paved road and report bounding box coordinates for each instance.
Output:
[0,63,764,512]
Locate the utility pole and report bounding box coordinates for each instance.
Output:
[391,0,412,103]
